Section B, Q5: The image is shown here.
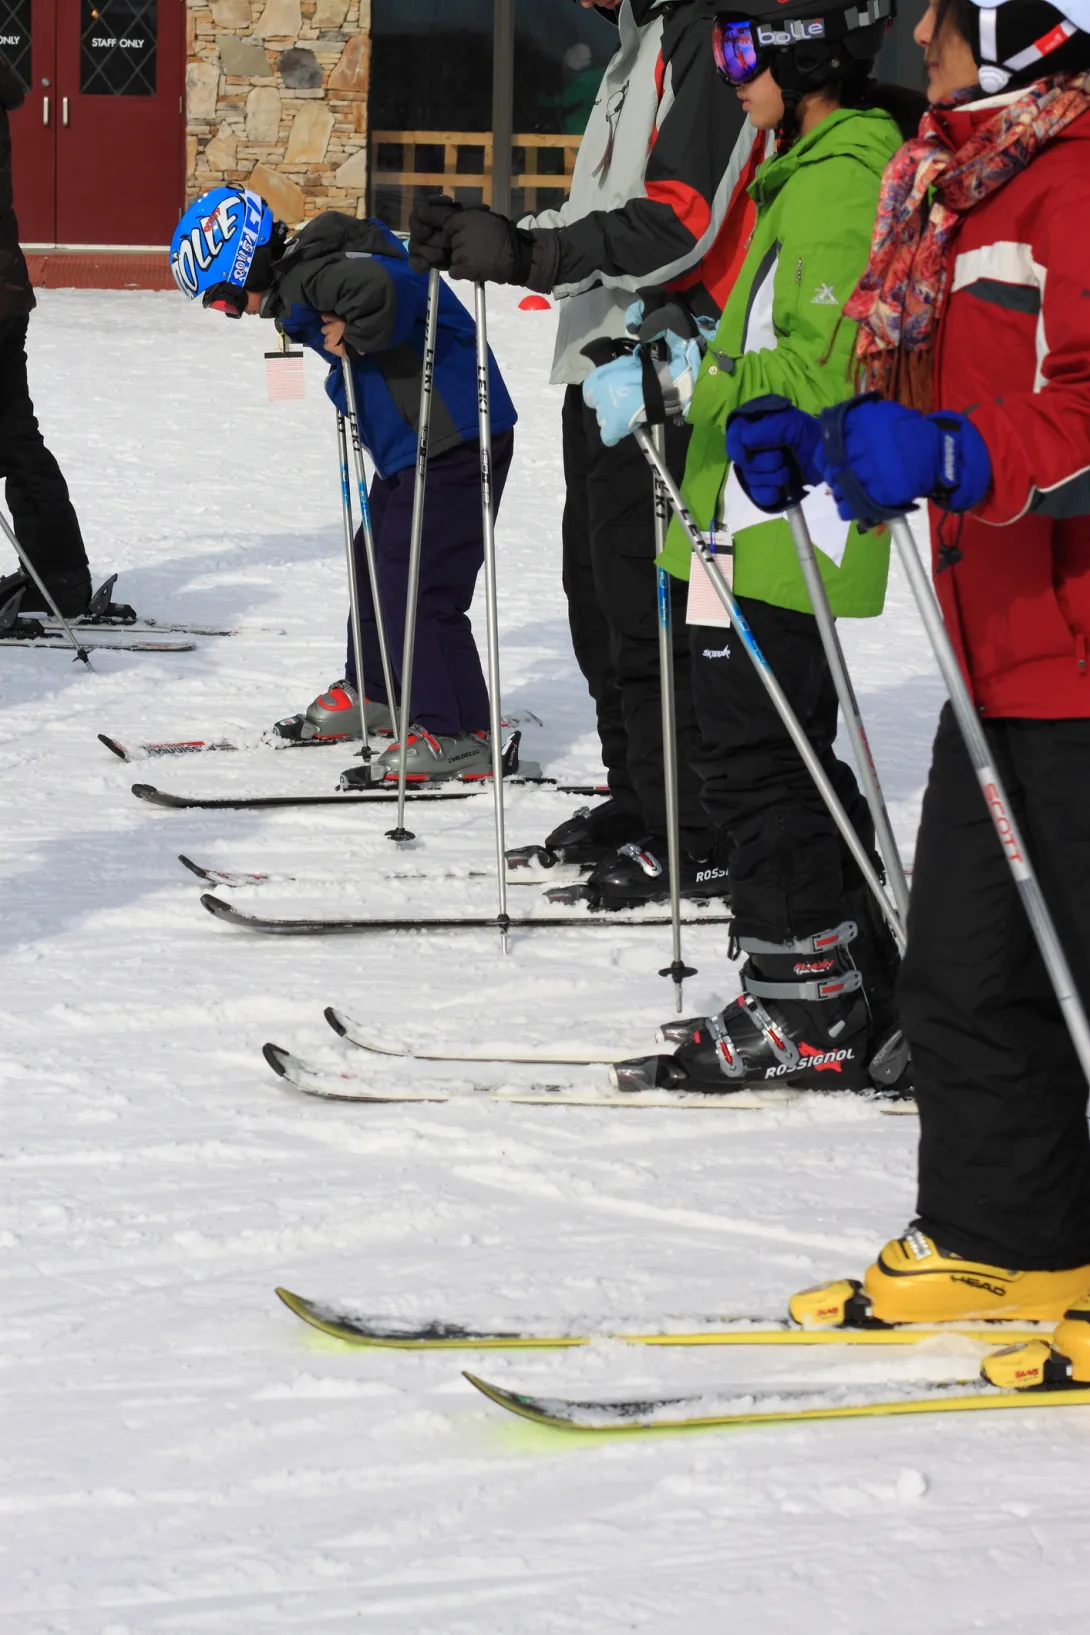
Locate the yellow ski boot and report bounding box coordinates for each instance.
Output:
[982,1297,1090,1390]
[790,1228,1090,1328]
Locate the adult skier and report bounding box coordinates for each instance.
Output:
[585,0,922,1092]
[0,55,118,621]
[170,190,517,783]
[728,0,1090,1386]
[410,0,765,908]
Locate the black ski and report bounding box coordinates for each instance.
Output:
[131,778,606,811]
[203,892,733,934]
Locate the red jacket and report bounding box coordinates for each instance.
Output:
[931,99,1090,718]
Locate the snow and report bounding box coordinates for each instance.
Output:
[3,286,1088,1635]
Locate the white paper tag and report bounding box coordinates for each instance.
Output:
[686,531,734,628]
[265,351,306,403]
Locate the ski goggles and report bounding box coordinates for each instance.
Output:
[712,17,766,85]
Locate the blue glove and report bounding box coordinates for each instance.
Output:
[819,395,992,527]
[583,331,702,448]
[725,395,823,514]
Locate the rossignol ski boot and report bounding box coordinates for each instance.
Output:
[789,1228,1090,1331]
[545,833,731,911]
[506,795,640,877]
[981,1295,1090,1390]
[612,919,896,1092]
[273,680,393,745]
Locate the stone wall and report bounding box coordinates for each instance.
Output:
[186,0,371,227]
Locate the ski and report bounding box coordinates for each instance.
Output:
[130,777,606,812]
[274,1287,1051,1352]
[179,855,504,889]
[463,1372,1090,1432]
[325,1006,648,1065]
[264,1042,786,1106]
[0,633,197,654]
[101,735,241,761]
[207,893,734,934]
[35,616,245,637]
[101,711,556,764]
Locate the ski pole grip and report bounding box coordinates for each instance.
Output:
[726,393,809,513]
[819,395,917,530]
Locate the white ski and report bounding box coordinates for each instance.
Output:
[324,1006,649,1066]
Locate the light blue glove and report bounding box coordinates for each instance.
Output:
[583,332,702,448]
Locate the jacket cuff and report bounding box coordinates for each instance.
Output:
[526,230,562,294]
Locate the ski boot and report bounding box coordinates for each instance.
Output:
[273,680,393,745]
[548,833,731,911]
[789,1228,1090,1329]
[354,726,495,785]
[981,1296,1090,1390]
[506,795,640,877]
[612,919,890,1092]
[0,566,95,622]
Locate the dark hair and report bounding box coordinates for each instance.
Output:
[844,73,929,138]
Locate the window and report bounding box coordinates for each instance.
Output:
[81,0,157,98]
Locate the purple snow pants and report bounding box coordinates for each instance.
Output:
[344,430,514,735]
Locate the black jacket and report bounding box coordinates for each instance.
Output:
[0,57,33,319]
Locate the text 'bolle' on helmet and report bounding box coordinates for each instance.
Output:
[169,188,276,318]
[714,0,896,105]
[963,0,1090,91]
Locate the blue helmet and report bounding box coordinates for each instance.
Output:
[170,188,277,316]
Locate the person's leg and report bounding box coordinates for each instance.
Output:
[584,409,712,854]
[561,388,639,815]
[905,708,1090,1271]
[0,316,90,594]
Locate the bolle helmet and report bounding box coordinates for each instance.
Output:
[714,0,895,105]
[169,188,278,318]
[962,0,1090,91]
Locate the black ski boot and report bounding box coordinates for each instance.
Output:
[0,567,94,620]
[506,796,640,876]
[547,833,730,911]
[614,920,898,1093]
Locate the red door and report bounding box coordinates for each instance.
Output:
[9,0,184,246]
[8,0,56,243]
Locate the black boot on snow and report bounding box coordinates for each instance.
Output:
[507,796,640,876]
[556,834,730,911]
[0,567,93,619]
[613,921,881,1094]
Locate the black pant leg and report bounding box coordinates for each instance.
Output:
[689,596,874,942]
[581,405,711,853]
[0,315,88,578]
[561,388,638,812]
[906,707,1090,1269]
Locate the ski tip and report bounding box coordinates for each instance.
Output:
[178,854,210,883]
[98,733,130,761]
[262,1042,290,1079]
[323,1005,348,1038]
[201,892,234,922]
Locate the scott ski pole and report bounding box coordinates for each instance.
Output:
[341,357,398,757]
[334,411,369,751]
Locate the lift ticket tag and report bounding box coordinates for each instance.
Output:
[685,525,734,628]
[265,346,306,403]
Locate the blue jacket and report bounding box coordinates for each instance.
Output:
[263,213,517,480]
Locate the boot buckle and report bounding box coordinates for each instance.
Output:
[736,992,801,1070]
[706,1011,747,1079]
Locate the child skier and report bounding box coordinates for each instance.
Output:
[729,0,1090,1387]
[583,0,922,1092]
[169,190,517,782]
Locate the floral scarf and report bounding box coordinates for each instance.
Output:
[846,72,1090,410]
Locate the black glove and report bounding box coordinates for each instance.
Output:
[408,194,461,274]
[446,205,538,286]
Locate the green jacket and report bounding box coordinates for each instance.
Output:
[661,107,902,616]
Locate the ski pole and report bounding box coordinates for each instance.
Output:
[341,355,398,753]
[651,424,696,1011]
[386,268,441,844]
[0,510,92,668]
[474,281,511,951]
[785,504,911,929]
[888,513,1090,1083]
[335,411,369,755]
[635,427,905,952]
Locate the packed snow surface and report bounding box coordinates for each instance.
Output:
[2,287,1087,1634]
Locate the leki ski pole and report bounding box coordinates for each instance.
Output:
[341,356,398,753]
[335,412,369,750]
[0,510,92,668]
[387,268,442,843]
[635,427,905,952]
[651,423,696,1011]
[785,504,911,930]
[473,281,511,950]
[888,513,1090,1083]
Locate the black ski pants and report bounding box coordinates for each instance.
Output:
[689,596,875,944]
[561,387,712,854]
[904,706,1090,1270]
[0,315,87,580]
